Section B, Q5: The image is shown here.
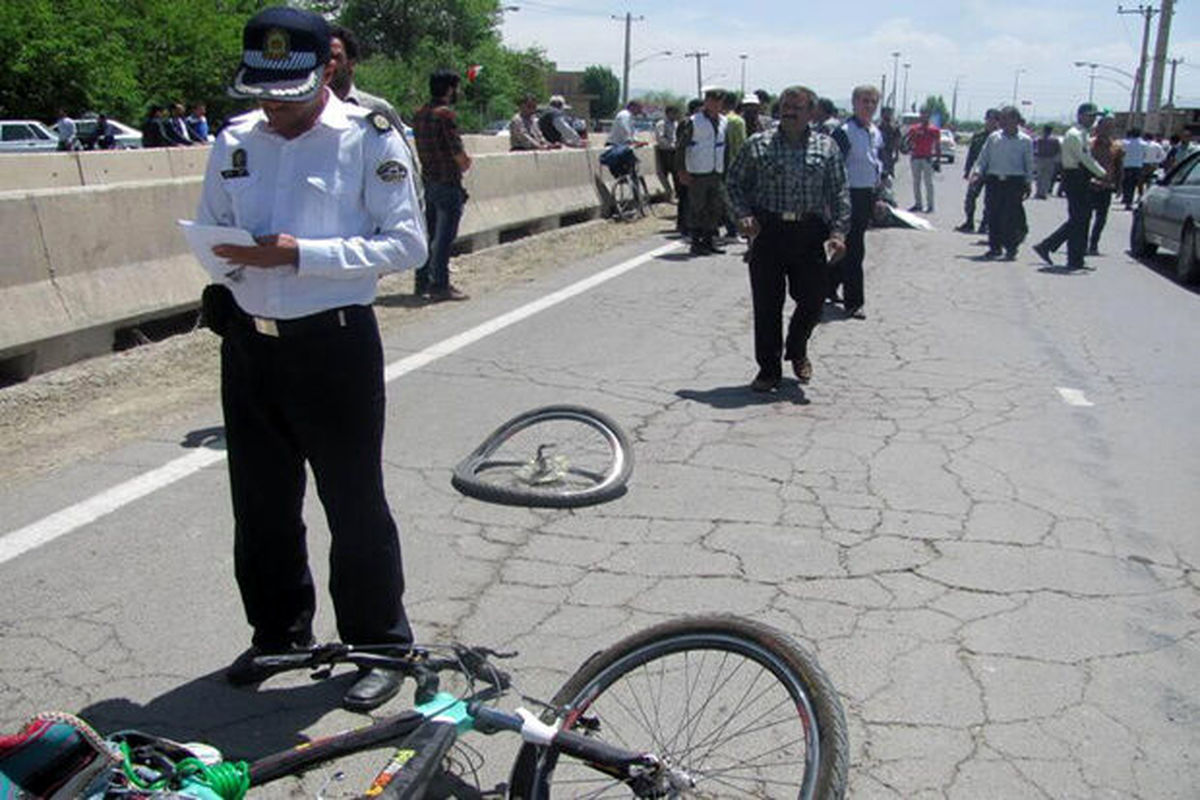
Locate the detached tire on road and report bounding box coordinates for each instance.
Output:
[451,405,633,508]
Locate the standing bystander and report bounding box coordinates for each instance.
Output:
[654,105,680,201]
[956,109,999,233]
[726,85,849,391]
[197,6,427,711]
[972,106,1033,260]
[676,88,729,255]
[1086,115,1122,255]
[878,106,901,179]
[1032,125,1061,199]
[413,69,472,300]
[1120,128,1145,209]
[830,85,882,318]
[903,108,941,212]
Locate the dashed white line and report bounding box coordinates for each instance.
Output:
[1056,387,1094,407]
[0,240,682,567]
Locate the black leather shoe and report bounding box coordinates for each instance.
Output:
[1032,242,1053,266]
[344,668,404,712]
[791,357,813,384]
[749,373,780,393]
[226,637,316,686]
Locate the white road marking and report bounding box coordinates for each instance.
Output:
[1056,387,1094,407]
[0,240,682,567]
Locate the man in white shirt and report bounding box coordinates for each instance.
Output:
[830,85,882,317]
[1121,128,1145,209]
[55,110,76,151]
[1141,133,1166,198]
[654,105,680,201]
[972,106,1034,260]
[608,99,642,147]
[540,95,583,148]
[198,6,426,712]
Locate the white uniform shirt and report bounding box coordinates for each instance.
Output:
[1123,136,1145,168]
[196,91,427,319]
[1144,139,1166,165]
[57,117,76,145]
[609,109,635,146]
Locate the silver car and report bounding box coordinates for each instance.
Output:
[1131,149,1200,284]
[0,119,59,152]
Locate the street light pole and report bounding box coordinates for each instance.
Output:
[1118,4,1159,125]
[901,63,911,113]
[1012,67,1026,106]
[890,52,900,109]
[951,75,963,125]
[739,54,748,97]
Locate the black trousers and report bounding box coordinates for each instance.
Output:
[984,176,1027,254]
[830,188,872,308]
[748,217,829,380]
[221,304,412,650]
[964,176,989,227]
[1121,166,1140,207]
[1042,169,1091,267]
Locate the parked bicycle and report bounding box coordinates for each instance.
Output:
[3,615,848,798]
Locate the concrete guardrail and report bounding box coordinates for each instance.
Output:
[0,137,660,381]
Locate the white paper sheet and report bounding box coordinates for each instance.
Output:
[177,220,257,278]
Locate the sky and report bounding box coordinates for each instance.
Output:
[498,0,1199,123]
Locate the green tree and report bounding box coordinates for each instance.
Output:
[582,65,619,120]
[921,94,949,122]
[635,89,690,112]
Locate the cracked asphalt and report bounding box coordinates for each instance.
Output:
[1,164,1198,798]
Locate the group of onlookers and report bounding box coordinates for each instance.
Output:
[142,103,211,147]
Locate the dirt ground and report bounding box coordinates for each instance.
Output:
[0,209,675,488]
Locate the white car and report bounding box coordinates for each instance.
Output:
[939,129,956,163]
[1131,149,1200,284]
[0,119,59,152]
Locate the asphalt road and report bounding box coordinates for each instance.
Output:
[2,160,1198,798]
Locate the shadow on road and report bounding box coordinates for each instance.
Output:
[1128,250,1200,296]
[677,381,810,408]
[76,670,359,761]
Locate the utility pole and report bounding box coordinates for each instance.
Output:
[1012,68,1025,106]
[1118,4,1159,126]
[902,62,910,113]
[950,76,962,125]
[739,54,748,97]
[1147,0,1174,113]
[612,12,644,107]
[881,74,887,114]
[684,51,709,100]
[1167,57,1183,106]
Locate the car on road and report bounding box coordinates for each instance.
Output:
[939,129,956,163]
[0,119,59,152]
[1131,149,1200,284]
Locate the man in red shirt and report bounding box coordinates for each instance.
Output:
[903,109,941,212]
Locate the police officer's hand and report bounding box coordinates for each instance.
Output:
[212,234,300,268]
[738,215,760,239]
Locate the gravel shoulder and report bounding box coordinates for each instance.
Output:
[0,211,673,488]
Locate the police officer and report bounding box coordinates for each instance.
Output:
[196,6,427,712]
[726,85,849,392]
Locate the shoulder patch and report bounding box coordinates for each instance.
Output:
[368,111,392,134]
[376,160,408,183]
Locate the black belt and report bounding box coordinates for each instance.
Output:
[233,304,372,338]
[756,209,825,225]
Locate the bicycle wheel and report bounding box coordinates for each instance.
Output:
[451,405,633,508]
[507,615,848,799]
[612,176,639,222]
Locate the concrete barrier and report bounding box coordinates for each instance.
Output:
[0,144,662,381]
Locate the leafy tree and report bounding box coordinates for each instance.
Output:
[582,65,619,120]
[635,90,690,112]
[921,94,949,122]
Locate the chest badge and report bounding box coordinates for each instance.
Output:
[221,148,249,179]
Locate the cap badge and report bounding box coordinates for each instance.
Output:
[263,29,290,61]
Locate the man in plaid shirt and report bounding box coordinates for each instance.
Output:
[726,85,850,392]
[412,69,472,301]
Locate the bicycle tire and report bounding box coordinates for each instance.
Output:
[451,405,633,508]
[507,615,848,799]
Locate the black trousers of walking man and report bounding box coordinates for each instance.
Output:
[1039,169,1091,268]
[749,216,829,381]
[985,176,1027,256]
[830,187,872,309]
